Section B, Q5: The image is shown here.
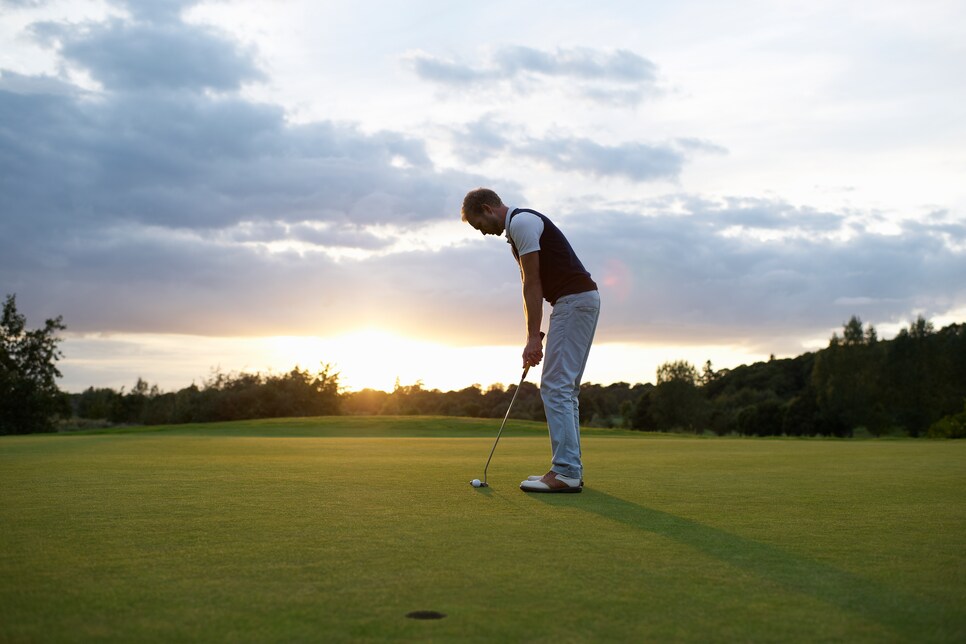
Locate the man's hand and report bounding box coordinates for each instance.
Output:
[523,332,544,368]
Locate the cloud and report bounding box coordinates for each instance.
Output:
[0,69,82,96]
[452,117,724,182]
[0,1,482,337]
[406,46,660,106]
[9,183,962,356]
[0,82,457,236]
[2,1,961,364]
[492,46,656,82]
[30,11,264,92]
[115,0,197,23]
[520,137,685,182]
[1,0,47,7]
[558,197,966,349]
[0,6,468,242]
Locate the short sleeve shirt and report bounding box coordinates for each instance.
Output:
[505,207,543,255]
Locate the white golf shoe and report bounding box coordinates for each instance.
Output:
[527,474,584,487]
[520,471,582,493]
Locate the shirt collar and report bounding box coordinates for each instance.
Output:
[504,206,516,240]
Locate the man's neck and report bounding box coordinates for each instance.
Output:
[495,204,510,233]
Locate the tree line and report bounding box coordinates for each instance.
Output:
[3,292,964,437]
[74,367,341,426]
[340,315,963,439]
[628,315,966,439]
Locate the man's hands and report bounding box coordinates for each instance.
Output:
[523,332,545,368]
[518,252,544,369]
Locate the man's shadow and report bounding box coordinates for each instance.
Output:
[530,488,957,640]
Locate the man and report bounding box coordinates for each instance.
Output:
[461,188,600,493]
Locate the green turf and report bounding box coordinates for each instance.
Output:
[1,417,964,642]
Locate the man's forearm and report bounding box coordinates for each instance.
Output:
[517,251,545,367]
[523,279,543,338]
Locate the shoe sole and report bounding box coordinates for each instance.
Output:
[527,476,584,487]
[519,485,582,494]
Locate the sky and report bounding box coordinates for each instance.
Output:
[1,0,964,393]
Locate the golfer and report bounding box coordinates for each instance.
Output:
[461,188,600,493]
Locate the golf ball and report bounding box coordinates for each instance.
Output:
[471,479,482,487]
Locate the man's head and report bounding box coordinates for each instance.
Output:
[462,188,506,236]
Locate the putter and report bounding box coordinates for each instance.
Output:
[473,332,543,488]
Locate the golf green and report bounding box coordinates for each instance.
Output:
[1,417,964,642]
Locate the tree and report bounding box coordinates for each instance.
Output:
[843,315,865,346]
[909,315,935,339]
[657,360,699,385]
[76,386,122,420]
[0,294,68,434]
[782,390,819,436]
[699,360,718,386]
[812,316,886,436]
[736,399,784,436]
[885,317,940,436]
[652,360,707,431]
[625,384,657,431]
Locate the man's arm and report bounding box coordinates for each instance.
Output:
[519,251,544,367]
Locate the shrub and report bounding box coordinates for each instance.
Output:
[927,403,966,439]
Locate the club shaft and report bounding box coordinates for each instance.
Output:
[483,365,529,484]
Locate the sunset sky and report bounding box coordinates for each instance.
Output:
[2,0,964,393]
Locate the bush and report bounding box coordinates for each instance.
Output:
[927,404,966,439]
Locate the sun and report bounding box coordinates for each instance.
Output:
[323,329,420,391]
[262,329,497,392]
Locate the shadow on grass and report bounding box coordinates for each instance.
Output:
[531,488,952,640]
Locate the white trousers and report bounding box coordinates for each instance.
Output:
[540,290,600,480]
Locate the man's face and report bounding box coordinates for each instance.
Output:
[466,205,502,236]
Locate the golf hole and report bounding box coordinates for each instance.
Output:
[406,611,446,620]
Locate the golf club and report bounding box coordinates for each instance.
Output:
[472,332,543,488]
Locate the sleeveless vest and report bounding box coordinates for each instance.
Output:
[508,208,598,305]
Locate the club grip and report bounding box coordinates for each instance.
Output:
[522,332,545,379]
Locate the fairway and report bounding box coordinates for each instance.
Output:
[1,418,964,642]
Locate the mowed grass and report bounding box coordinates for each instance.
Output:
[1,417,964,642]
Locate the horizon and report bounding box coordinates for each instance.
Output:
[55,313,958,395]
[2,0,963,394]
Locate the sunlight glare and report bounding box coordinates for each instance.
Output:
[261,329,515,392]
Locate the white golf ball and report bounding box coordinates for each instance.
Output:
[471,479,482,487]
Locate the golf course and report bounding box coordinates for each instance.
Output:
[1,417,963,642]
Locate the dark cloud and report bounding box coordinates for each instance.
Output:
[0,4,460,243]
[408,54,490,86]
[0,2,481,339]
[679,195,845,232]
[453,118,723,183]
[407,46,660,105]
[116,0,197,23]
[0,69,82,96]
[521,137,685,182]
[48,18,264,91]
[287,223,392,250]
[558,198,966,349]
[0,82,453,236]
[9,188,961,354]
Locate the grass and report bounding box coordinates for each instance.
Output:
[1,416,964,642]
